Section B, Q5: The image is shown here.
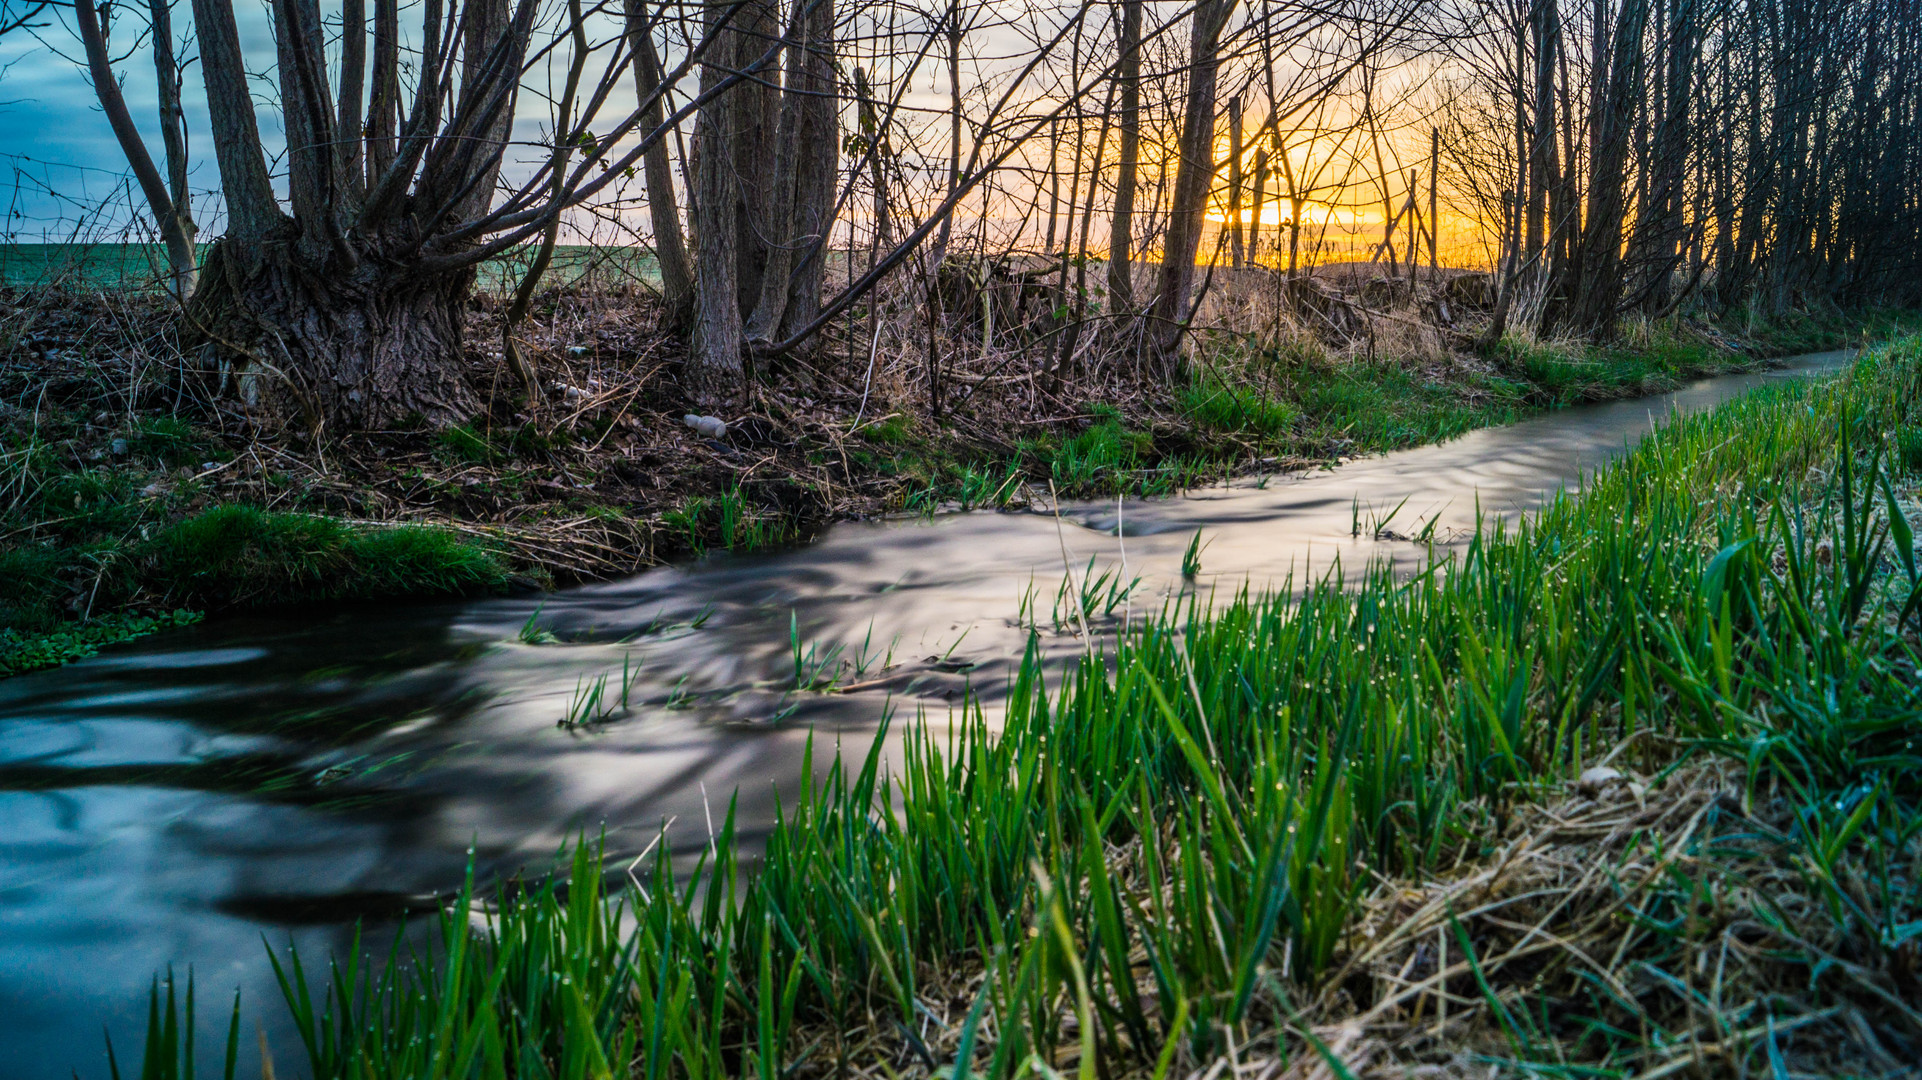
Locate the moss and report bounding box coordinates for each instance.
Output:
[141,506,511,609]
[435,422,558,465]
[128,415,223,468]
[856,413,915,445]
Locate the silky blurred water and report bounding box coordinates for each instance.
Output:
[0,352,1849,1077]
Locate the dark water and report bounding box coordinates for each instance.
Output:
[0,353,1849,1077]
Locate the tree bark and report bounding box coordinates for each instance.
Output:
[624,0,695,330]
[777,0,839,342]
[1106,0,1142,310]
[1147,0,1237,366]
[730,0,782,316]
[689,0,750,392]
[75,0,197,300]
[1568,0,1649,335]
[1227,94,1245,268]
[193,243,480,431]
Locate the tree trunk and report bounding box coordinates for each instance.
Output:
[748,0,838,349]
[1227,94,1245,268]
[1568,0,1649,335]
[189,240,479,430]
[1106,0,1142,310]
[1147,0,1237,366]
[688,0,749,393]
[730,0,782,318]
[76,0,198,300]
[778,0,839,342]
[1250,146,1269,267]
[625,0,695,331]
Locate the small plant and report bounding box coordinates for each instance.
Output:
[517,605,560,645]
[846,620,897,679]
[1052,556,1142,629]
[854,413,913,444]
[956,462,1024,509]
[1897,428,1922,473]
[1181,369,1299,436]
[559,653,639,727]
[1181,528,1207,578]
[1050,415,1152,492]
[1368,494,1412,540]
[789,611,848,691]
[437,423,497,465]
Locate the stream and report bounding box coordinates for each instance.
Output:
[0,351,1849,1076]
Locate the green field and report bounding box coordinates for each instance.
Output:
[0,243,664,293]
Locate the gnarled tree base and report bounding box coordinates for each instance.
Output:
[185,239,482,431]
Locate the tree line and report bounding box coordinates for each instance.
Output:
[10,0,1920,432]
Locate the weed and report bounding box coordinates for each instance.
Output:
[1053,556,1141,629]
[143,506,510,609]
[559,653,639,727]
[789,611,851,691]
[1049,416,1152,493]
[0,609,202,677]
[518,605,560,645]
[1897,428,1922,473]
[856,413,915,445]
[1181,528,1206,578]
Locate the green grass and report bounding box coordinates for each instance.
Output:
[1897,428,1922,474]
[659,486,798,556]
[123,341,1922,1077]
[0,407,513,676]
[1180,370,1300,436]
[143,506,510,608]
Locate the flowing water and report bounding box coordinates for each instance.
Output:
[0,353,1850,1076]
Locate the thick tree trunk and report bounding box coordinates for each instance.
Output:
[188,240,479,430]
[778,0,839,343]
[689,0,749,393]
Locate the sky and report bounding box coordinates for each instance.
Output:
[0,1,1489,267]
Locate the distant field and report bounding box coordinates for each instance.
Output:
[0,244,666,292]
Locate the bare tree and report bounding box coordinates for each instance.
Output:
[73,0,196,301]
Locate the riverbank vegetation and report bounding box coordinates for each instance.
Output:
[5,276,1910,678]
[5,0,1920,678]
[124,339,1922,1077]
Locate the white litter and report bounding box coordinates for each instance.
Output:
[683,414,727,439]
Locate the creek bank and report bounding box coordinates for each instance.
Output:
[2,283,1916,676]
[120,337,1922,1079]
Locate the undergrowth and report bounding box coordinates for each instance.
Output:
[120,340,1922,1078]
[0,401,512,676]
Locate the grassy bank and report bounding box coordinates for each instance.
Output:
[3,291,1913,680]
[127,339,1922,1077]
[0,405,512,676]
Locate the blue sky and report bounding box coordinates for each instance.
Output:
[0,3,286,240]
